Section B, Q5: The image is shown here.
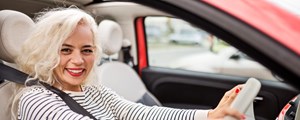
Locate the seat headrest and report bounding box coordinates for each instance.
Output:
[0,10,34,63]
[98,20,123,56]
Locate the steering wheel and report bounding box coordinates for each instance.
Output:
[225,78,261,120]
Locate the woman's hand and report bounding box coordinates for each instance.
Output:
[208,84,245,120]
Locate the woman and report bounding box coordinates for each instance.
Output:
[13,7,244,120]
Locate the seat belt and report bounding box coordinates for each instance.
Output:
[121,45,134,67]
[0,63,27,84]
[39,82,97,120]
[0,63,97,120]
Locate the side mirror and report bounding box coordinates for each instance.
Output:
[229,54,241,60]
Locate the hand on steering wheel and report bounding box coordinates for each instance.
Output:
[208,78,261,120]
[208,84,245,119]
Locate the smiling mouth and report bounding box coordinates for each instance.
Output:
[66,68,85,77]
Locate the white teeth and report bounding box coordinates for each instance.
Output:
[68,69,83,73]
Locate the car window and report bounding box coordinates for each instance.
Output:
[145,16,278,81]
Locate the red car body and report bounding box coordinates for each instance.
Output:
[205,0,300,55]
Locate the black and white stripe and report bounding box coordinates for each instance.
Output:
[18,85,197,120]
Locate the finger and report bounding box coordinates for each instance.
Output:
[224,108,245,120]
[224,85,242,99]
[230,84,243,93]
[219,84,244,106]
[235,84,244,91]
[219,91,231,106]
[227,95,234,103]
[225,85,244,104]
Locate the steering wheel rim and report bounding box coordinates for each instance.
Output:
[225,78,261,120]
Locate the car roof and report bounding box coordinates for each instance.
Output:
[204,0,300,55]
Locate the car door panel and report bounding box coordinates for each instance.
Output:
[141,67,299,120]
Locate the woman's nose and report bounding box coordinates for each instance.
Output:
[71,51,84,65]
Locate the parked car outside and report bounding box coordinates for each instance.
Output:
[169,28,205,45]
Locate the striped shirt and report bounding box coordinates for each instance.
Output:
[18,85,207,120]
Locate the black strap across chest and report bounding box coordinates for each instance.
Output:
[0,62,97,120]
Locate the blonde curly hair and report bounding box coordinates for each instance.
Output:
[17,7,101,85]
[11,7,102,119]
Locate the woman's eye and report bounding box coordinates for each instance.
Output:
[82,49,93,54]
[61,48,72,54]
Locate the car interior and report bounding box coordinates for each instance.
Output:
[1,0,300,120]
[0,1,165,119]
[0,9,35,120]
[96,19,161,106]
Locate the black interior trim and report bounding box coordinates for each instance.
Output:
[142,67,299,120]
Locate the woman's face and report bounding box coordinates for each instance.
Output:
[54,23,95,91]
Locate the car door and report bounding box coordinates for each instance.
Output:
[133,1,300,120]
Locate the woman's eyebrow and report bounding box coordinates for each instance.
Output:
[62,44,93,48]
[82,45,94,48]
[62,44,73,48]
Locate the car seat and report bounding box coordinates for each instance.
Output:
[96,20,162,106]
[0,10,34,120]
